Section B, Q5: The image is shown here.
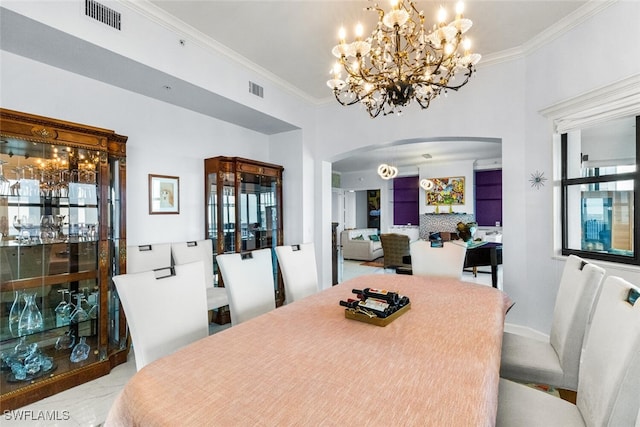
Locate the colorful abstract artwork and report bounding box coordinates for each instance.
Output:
[425,176,465,205]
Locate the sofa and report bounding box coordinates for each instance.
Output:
[341,228,383,261]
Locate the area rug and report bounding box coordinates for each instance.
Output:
[360,257,385,268]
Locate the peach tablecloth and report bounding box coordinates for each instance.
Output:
[105,275,511,427]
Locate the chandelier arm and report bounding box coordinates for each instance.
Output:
[333,90,364,107]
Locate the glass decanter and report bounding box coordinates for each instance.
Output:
[17,292,44,336]
[8,291,25,337]
[70,337,90,363]
[55,329,76,350]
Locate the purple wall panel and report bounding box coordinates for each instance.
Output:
[475,170,503,226]
[394,176,419,225]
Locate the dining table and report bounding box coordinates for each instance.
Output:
[105,274,512,427]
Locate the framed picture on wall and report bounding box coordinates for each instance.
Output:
[149,174,180,214]
[425,176,465,205]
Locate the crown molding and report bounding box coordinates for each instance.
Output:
[540,74,640,133]
[521,0,616,55]
[115,0,318,105]
[116,0,617,107]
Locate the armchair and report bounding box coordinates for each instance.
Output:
[380,233,411,270]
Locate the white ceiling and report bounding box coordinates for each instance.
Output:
[140,0,593,173]
[148,0,588,102]
[2,0,598,173]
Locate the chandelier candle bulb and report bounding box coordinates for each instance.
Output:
[438,6,447,24]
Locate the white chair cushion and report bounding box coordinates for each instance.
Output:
[275,243,318,304]
[170,240,214,288]
[500,255,605,391]
[549,256,605,388]
[113,261,209,371]
[498,276,640,426]
[500,332,564,386]
[206,287,229,310]
[576,277,640,426]
[409,240,467,279]
[171,239,229,310]
[497,379,584,427]
[127,243,172,274]
[216,248,276,325]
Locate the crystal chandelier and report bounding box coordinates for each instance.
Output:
[327,0,481,118]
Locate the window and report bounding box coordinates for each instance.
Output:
[561,116,639,264]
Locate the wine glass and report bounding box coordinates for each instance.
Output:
[13,215,26,243]
[55,289,73,326]
[69,293,89,323]
[40,215,55,242]
[0,159,9,196]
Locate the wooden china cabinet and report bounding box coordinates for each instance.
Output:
[0,109,128,410]
[204,156,285,322]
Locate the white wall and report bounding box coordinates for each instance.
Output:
[0,51,270,245]
[355,191,368,229]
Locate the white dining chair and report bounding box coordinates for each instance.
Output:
[113,261,209,371]
[409,240,467,279]
[216,248,276,325]
[497,276,640,426]
[500,255,605,393]
[171,239,229,312]
[126,243,172,273]
[275,243,318,303]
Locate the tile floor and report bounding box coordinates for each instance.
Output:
[2,259,502,426]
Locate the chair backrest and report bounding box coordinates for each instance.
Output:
[576,276,640,426]
[409,240,467,279]
[275,243,318,303]
[549,255,605,387]
[171,239,214,288]
[380,233,410,268]
[113,261,209,371]
[126,243,172,273]
[216,248,276,325]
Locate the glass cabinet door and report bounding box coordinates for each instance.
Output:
[204,157,284,308]
[0,108,128,410]
[1,142,102,389]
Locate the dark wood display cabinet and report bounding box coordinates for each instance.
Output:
[0,109,128,410]
[204,156,284,322]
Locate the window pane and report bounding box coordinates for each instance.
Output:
[565,180,634,256]
[565,116,636,179]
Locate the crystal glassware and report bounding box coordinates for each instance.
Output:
[70,337,90,363]
[69,294,89,323]
[0,159,9,196]
[8,290,25,337]
[55,329,76,350]
[17,292,44,336]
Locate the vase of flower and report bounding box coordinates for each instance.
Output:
[456,221,478,243]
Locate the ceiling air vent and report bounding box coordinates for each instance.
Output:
[85,0,121,30]
[249,81,264,98]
